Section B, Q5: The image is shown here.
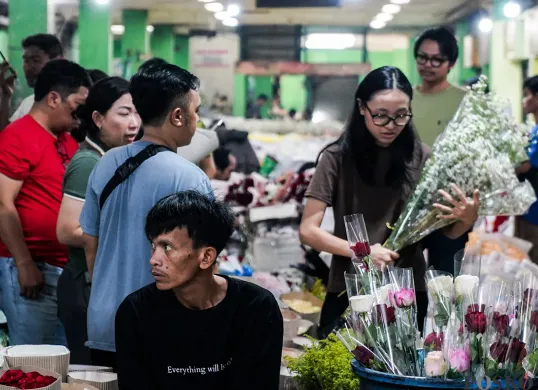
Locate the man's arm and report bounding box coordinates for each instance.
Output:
[82,233,98,280]
[115,298,153,390]
[0,173,43,298]
[232,295,283,389]
[57,196,85,247]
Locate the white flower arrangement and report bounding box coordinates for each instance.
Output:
[385,76,536,251]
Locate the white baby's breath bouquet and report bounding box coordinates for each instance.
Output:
[385,76,536,252]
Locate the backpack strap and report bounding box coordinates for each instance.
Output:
[99,144,172,210]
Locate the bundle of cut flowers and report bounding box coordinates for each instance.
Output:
[0,369,57,389]
[385,76,536,252]
[224,170,313,208]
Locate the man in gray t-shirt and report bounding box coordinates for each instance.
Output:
[80,61,212,365]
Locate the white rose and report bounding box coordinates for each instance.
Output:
[424,351,449,377]
[427,275,454,299]
[454,275,479,297]
[349,295,375,313]
[377,284,396,306]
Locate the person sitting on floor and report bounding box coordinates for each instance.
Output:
[115,190,283,390]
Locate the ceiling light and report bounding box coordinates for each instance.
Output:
[504,1,521,18]
[305,33,356,50]
[95,0,109,4]
[227,4,241,17]
[222,17,239,27]
[375,13,393,22]
[370,19,387,29]
[146,25,155,33]
[478,17,493,33]
[110,25,125,35]
[198,0,214,2]
[381,4,401,13]
[205,2,225,12]
[390,0,410,3]
[215,11,230,20]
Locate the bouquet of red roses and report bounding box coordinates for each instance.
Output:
[0,368,58,389]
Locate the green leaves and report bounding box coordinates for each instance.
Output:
[485,358,498,378]
[434,301,450,328]
[286,334,360,390]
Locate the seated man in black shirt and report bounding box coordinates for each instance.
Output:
[115,191,283,389]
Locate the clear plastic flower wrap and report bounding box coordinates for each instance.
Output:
[388,266,420,376]
[424,270,454,378]
[385,77,536,252]
[521,273,538,378]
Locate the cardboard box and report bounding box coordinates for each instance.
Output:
[1,346,70,382]
[67,372,118,390]
[62,384,99,390]
[0,366,61,390]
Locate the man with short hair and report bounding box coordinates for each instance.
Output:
[0,34,63,129]
[0,59,90,345]
[412,26,467,147]
[115,191,283,389]
[213,147,237,182]
[412,27,469,275]
[80,60,213,368]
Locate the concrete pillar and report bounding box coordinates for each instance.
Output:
[79,0,112,74]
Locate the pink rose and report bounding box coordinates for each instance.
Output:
[448,348,470,372]
[394,288,416,308]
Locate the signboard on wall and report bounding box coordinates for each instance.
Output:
[193,49,232,68]
[236,61,371,76]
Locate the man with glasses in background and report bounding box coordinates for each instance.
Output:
[412,26,466,148]
[0,60,90,345]
[412,27,469,275]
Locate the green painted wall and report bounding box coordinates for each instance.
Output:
[122,9,148,75]
[174,35,189,70]
[9,0,48,106]
[0,30,8,61]
[113,39,122,59]
[233,74,247,117]
[253,76,272,118]
[150,25,174,63]
[280,75,307,113]
[79,0,111,73]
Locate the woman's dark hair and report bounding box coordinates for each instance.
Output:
[77,77,130,141]
[414,26,459,65]
[87,69,108,84]
[318,66,421,191]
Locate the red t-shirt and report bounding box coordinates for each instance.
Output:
[0,115,78,267]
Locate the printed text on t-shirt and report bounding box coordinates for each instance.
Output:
[167,358,232,376]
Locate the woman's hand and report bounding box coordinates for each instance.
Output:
[434,184,480,226]
[370,244,399,269]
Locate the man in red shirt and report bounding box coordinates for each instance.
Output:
[0,59,91,345]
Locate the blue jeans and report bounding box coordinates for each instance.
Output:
[0,257,66,346]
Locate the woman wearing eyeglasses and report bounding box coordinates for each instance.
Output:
[56,77,141,364]
[299,66,479,338]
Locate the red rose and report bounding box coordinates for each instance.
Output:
[424,332,444,351]
[492,312,509,336]
[531,311,538,329]
[350,242,371,258]
[467,304,486,314]
[509,339,526,364]
[353,346,375,367]
[465,311,487,334]
[490,341,509,362]
[0,370,56,389]
[374,304,396,325]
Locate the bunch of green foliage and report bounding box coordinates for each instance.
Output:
[286,334,359,390]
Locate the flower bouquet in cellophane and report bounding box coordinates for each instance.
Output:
[384,76,536,252]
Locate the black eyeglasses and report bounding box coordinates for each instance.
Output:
[416,53,448,68]
[55,140,70,168]
[363,104,412,127]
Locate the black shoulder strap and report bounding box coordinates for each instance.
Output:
[99,144,172,210]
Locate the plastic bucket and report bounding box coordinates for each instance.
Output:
[351,360,527,390]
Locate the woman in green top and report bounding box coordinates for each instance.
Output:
[56,77,141,364]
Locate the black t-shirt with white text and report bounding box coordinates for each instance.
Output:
[115,276,283,389]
